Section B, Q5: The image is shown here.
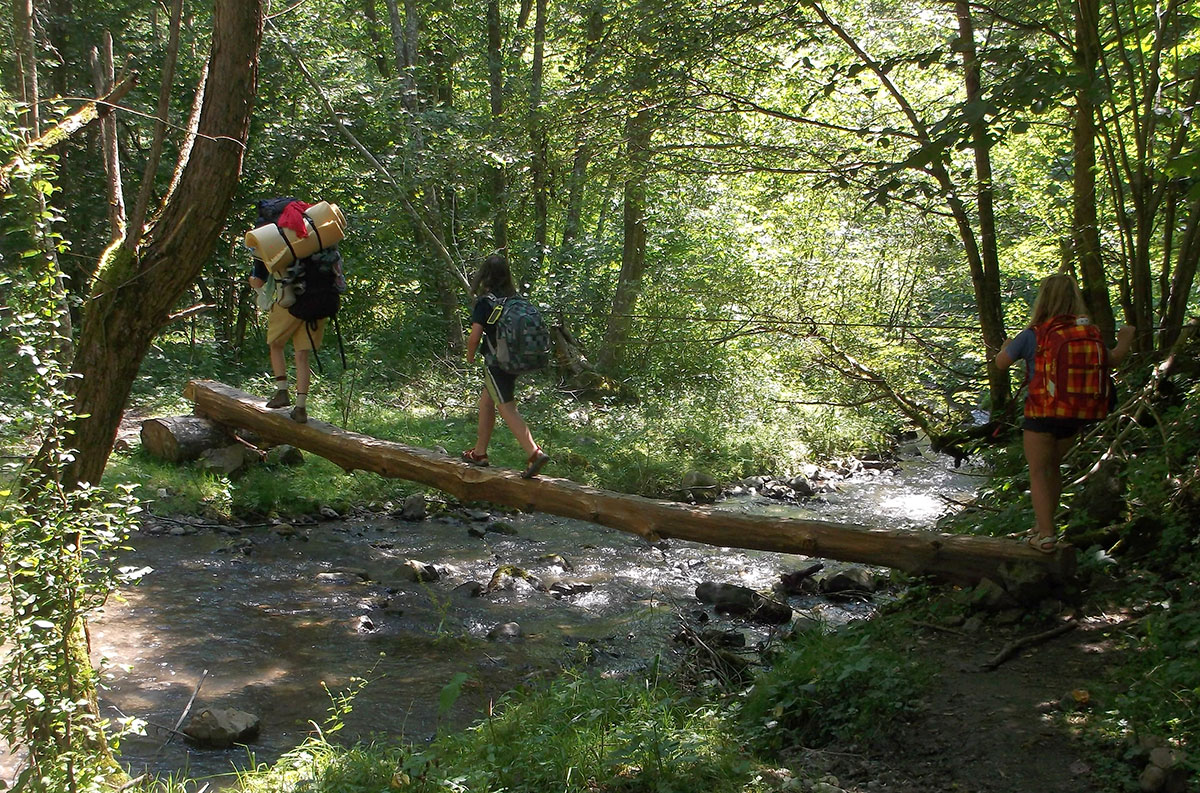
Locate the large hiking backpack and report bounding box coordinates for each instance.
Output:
[484,294,551,374]
[1026,315,1112,420]
[288,247,347,324]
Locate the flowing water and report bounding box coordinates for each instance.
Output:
[53,447,977,788]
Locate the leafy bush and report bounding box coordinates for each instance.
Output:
[741,622,928,748]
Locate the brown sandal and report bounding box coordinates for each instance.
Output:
[461,449,489,467]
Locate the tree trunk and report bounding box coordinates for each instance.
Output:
[528,0,549,278]
[186,379,1072,585]
[12,0,40,137]
[1160,196,1200,350]
[954,1,1009,415]
[140,416,232,462]
[123,0,184,254]
[361,0,392,78]
[57,0,263,487]
[1071,0,1116,344]
[90,31,126,242]
[599,107,652,373]
[487,0,508,251]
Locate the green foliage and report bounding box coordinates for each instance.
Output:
[0,169,142,791]
[1112,589,1200,748]
[741,621,928,748]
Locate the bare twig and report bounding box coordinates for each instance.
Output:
[981,619,1078,671]
[161,668,208,748]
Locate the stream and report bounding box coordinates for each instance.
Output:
[76,447,977,788]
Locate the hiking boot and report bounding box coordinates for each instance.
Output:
[521,449,551,479]
[265,389,290,409]
[290,405,307,423]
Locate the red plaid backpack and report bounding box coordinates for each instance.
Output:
[1025,315,1112,420]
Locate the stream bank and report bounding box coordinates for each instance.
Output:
[86,449,980,787]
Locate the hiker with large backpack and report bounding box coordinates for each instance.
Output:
[461,254,552,478]
[246,197,347,424]
[995,273,1135,553]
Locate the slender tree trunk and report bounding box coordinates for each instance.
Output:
[528,0,549,278]
[561,144,590,248]
[122,0,183,255]
[954,1,1008,414]
[47,0,73,98]
[90,32,126,242]
[600,108,652,373]
[58,0,262,487]
[487,0,508,251]
[12,0,40,136]
[1071,0,1116,343]
[1160,196,1199,350]
[361,0,392,78]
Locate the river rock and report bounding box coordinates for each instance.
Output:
[1139,765,1166,793]
[538,553,574,572]
[972,577,1016,611]
[399,494,427,521]
[787,475,816,498]
[487,622,524,642]
[695,582,793,624]
[815,566,877,595]
[265,444,304,466]
[316,567,369,585]
[402,559,439,583]
[549,580,593,598]
[183,707,260,748]
[200,444,258,477]
[995,561,1053,606]
[681,470,719,503]
[487,565,544,593]
[453,581,484,598]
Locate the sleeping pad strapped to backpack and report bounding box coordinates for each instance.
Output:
[484,295,551,374]
[1025,315,1112,420]
[253,197,347,325]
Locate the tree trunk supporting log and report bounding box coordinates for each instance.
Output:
[140,416,232,462]
[184,379,1073,585]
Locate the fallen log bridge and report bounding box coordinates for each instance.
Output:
[185,380,1071,585]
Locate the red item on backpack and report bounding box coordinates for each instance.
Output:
[1025,315,1111,420]
[277,200,315,238]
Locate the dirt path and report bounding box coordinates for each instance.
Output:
[796,613,1124,793]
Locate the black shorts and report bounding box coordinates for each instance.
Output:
[1023,416,1095,439]
[483,365,517,404]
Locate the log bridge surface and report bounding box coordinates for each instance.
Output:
[185,380,1071,585]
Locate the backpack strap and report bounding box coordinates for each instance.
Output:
[275,223,301,265]
[303,209,325,250]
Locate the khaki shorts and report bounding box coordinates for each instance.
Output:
[266,303,326,351]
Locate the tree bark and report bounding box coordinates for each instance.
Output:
[122,0,184,254]
[90,31,126,242]
[12,0,40,137]
[140,416,232,462]
[528,0,549,277]
[57,0,263,487]
[599,107,653,373]
[185,379,1072,584]
[361,0,392,78]
[953,1,1009,414]
[487,0,508,251]
[1070,0,1116,343]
